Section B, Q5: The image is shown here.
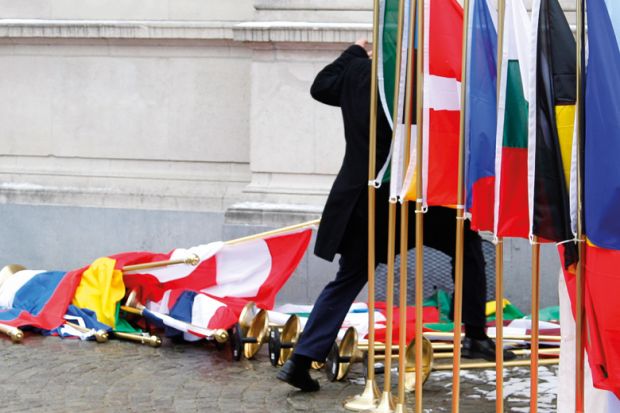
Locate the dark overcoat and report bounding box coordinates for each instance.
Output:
[310,45,393,263]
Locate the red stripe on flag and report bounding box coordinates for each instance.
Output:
[428,110,459,206]
[429,0,464,81]
[470,176,495,232]
[497,147,529,238]
[252,229,312,309]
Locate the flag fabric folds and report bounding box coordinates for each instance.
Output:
[465,0,498,231]
[528,0,578,266]
[123,228,312,333]
[72,257,126,328]
[585,0,620,250]
[493,0,531,239]
[576,0,620,398]
[401,0,463,206]
[0,269,83,330]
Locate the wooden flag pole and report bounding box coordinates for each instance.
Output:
[372,1,406,412]
[574,0,586,411]
[495,1,506,412]
[451,1,472,412]
[530,238,541,413]
[414,0,426,410]
[395,0,417,410]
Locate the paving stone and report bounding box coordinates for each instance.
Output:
[0,336,558,412]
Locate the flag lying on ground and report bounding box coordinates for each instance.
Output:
[141,291,239,341]
[493,0,531,238]
[122,228,312,334]
[0,269,83,330]
[528,0,578,266]
[465,0,498,231]
[72,257,126,328]
[50,305,113,340]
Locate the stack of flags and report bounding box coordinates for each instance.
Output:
[0,227,312,342]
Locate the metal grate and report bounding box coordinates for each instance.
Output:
[374,240,496,305]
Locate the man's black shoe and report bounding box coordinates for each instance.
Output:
[276,359,320,392]
[461,337,517,362]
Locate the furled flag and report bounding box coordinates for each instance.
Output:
[375,0,414,198]
[528,0,578,266]
[581,0,620,397]
[401,0,463,207]
[465,0,498,232]
[493,0,531,238]
[0,268,83,330]
[122,228,312,332]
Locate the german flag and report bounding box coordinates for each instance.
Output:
[529,0,577,267]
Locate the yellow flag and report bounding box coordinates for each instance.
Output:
[72,257,125,328]
[485,298,512,317]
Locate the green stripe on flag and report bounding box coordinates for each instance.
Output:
[503,60,529,148]
[382,0,400,117]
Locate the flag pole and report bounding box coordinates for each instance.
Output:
[574,0,586,411]
[224,219,320,246]
[530,238,541,413]
[373,1,406,412]
[495,1,506,412]
[452,0,471,411]
[342,0,381,409]
[413,0,426,410]
[395,0,417,410]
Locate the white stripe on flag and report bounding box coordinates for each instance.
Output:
[426,75,461,111]
[0,270,43,308]
[186,294,225,341]
[205,239,271,298]
[527,0,541,240]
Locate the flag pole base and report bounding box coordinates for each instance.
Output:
[393,403,406,413]
[343,379,380,411]
[370,391,395,413]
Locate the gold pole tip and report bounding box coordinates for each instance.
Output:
[186,253,200,266]
[215,330,229,343]
[95,331,109,343]
[149,335,162,347]
[10,329,24,343]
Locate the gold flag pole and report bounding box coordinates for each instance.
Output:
[343,0,382,410]
[452,1,472,412]
[495,1,506,412]
[373,1,406,412]
[530,238,541,413]
[395,0,417,410]
[122,253,200,273]
[225,219,320,246]
[413,0,426,410]
[0,323,24,343]
[575,0,586,411]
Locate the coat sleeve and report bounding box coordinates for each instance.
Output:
[310,45,369,107]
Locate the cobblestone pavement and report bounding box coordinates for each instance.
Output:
[0,335,558,412]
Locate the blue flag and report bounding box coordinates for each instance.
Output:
[585,0,620,249]
[465,0,497,232]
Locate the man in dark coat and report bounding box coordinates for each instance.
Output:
[277,40,513,392]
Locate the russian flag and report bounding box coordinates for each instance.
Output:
[0,269,83,330]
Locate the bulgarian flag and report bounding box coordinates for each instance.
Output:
[528,0,578,266]
[493,0,531,239]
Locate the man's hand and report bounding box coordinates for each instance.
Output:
[355,38,372,59]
